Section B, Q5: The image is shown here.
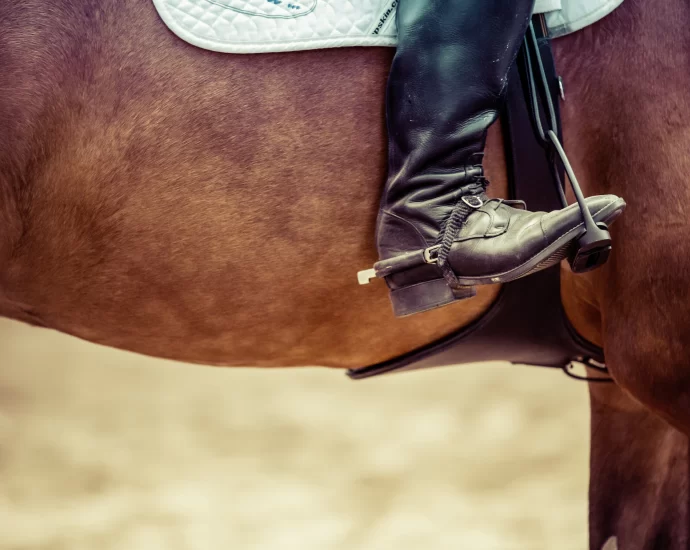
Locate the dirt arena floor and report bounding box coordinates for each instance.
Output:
[0,318,590,549]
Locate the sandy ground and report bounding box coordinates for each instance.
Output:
[0,317,590,549]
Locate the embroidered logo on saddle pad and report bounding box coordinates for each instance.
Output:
[208,0,316,19]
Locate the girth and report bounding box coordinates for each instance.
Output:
[348,17,608,382]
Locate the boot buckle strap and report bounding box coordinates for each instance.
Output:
[461,195,484,209]
[423,245,441,264]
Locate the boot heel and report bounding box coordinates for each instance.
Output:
[389,278,476,317]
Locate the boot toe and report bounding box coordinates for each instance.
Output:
[446,194,625,282]
[583,194,626,222]
[543,194,625,237]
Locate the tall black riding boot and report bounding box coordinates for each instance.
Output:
[359,0,625,317]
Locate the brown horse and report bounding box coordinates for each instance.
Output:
[2,0,689,546]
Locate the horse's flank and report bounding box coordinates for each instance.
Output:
[0,0,510,368]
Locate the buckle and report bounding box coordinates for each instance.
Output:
[423,245,441,264]
[461,195,484,209]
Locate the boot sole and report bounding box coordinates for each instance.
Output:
[451,198,627,286]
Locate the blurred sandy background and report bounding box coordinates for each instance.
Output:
[0,317,589,550]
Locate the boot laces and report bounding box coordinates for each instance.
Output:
[434,174,491,294]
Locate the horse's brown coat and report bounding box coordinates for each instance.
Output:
[0,0,505,368]
[2,0,690,546]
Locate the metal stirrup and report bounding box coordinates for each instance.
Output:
[524,21,612,273]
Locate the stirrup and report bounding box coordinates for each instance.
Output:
[547,130,612,274]
[523,21,616,274]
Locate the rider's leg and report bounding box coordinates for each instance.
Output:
[365,0,625,317]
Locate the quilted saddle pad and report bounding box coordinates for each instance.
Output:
[152,0,624,54]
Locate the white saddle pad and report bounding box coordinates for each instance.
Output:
[152,0,624,54]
